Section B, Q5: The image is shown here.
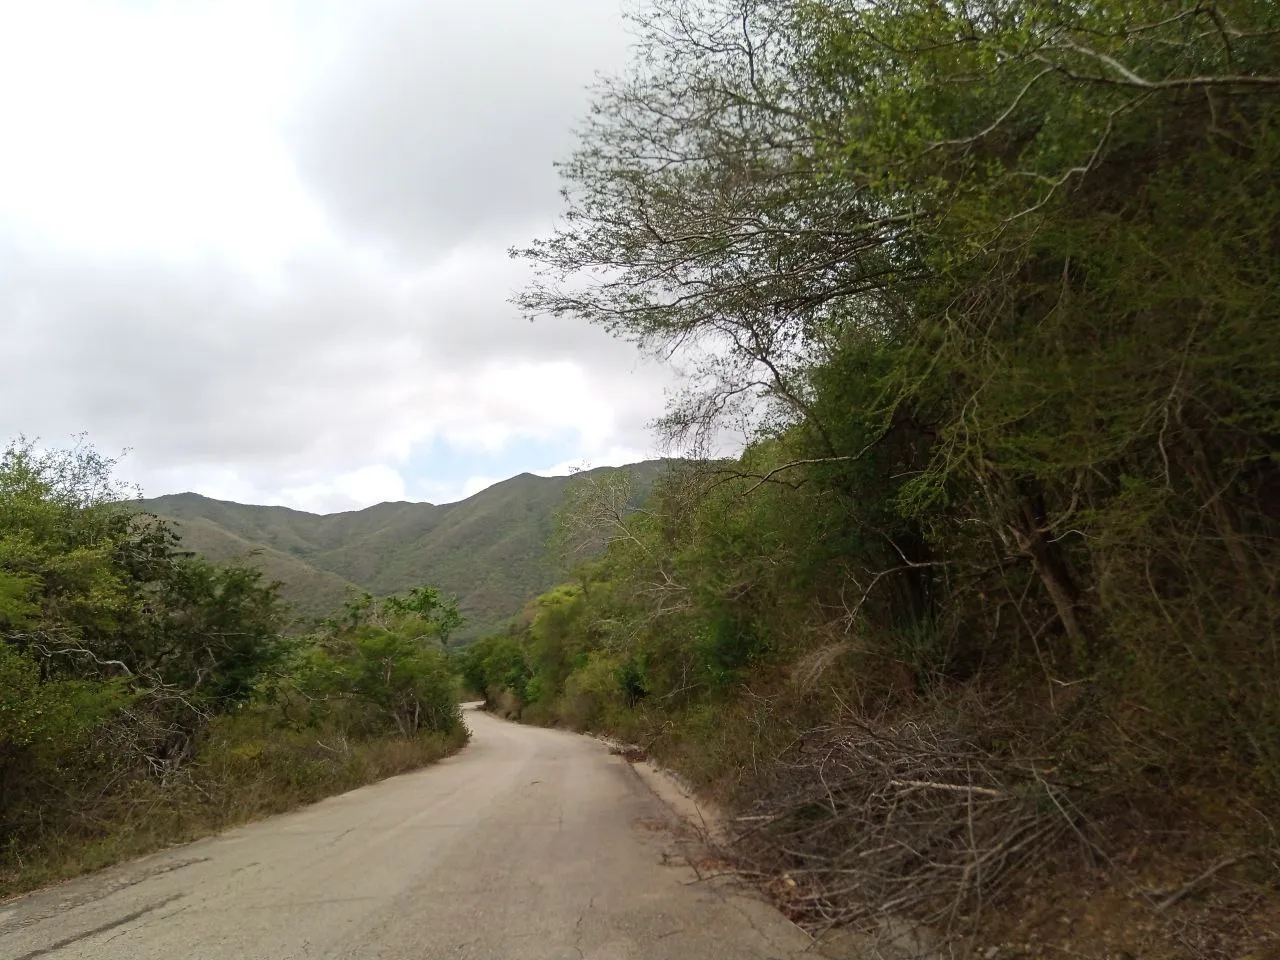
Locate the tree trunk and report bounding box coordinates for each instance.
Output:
[1012,495,1087,654]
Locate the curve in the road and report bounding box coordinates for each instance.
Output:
[0,706,812,960]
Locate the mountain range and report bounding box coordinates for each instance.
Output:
[138,460,668,638]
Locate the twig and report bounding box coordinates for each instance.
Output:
[887,779,1006,798]
[1155,854,1255,912]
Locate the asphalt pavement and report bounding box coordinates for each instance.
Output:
[0,706,813,960]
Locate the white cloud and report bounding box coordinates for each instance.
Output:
[0,0,327,265]
[0,0,668,512]
[280,465,408,514]
[534,445,659,479]
[288,0,631,256]
[458,475,501,500]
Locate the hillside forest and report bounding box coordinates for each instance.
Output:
[136,460,667,634]
[0,439,466,894]
[460,0,1280,954]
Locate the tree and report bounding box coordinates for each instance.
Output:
[0,437,298,855]
[0,438,286,711]
[297,586,465,737]
[516,0,1280,811]
[513,0,891,455]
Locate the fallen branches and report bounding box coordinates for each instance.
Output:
[727,716,1079,937]
[1152,854,1257,913]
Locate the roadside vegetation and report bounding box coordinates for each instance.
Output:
[0,439,465,896]
[472,0,1280,955]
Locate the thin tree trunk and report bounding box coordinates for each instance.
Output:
[1012,496,1087,652]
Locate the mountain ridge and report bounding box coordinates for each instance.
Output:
[137,460,669,636]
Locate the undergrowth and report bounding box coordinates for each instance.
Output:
[0,714,467,898]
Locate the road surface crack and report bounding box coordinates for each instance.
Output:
[11,894,184,960]
[326,827,357,846]
[571,894,596,953]
[101,902,191,945]
[7,856,209,927]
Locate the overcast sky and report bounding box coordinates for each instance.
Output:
[0,0,671,512]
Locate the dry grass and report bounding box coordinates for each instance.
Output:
[0,722,468,899]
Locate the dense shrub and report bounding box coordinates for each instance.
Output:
[0,439,466,894]
[493,0,1280,949]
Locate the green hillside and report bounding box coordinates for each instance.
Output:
[139,461,668,637]
[154,515,359,622]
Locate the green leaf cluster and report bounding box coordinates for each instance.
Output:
[292,589,464,738]
[509,0,1280,815]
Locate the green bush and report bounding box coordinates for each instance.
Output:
[560,652,625,729]
[0,438,470,895]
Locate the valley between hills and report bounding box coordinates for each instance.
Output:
[138,460,667,637]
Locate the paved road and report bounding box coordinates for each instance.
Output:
[0,707,812,960]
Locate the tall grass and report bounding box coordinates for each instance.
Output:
[0,713,467,897]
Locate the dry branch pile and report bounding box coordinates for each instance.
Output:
[731,717,1078,937]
